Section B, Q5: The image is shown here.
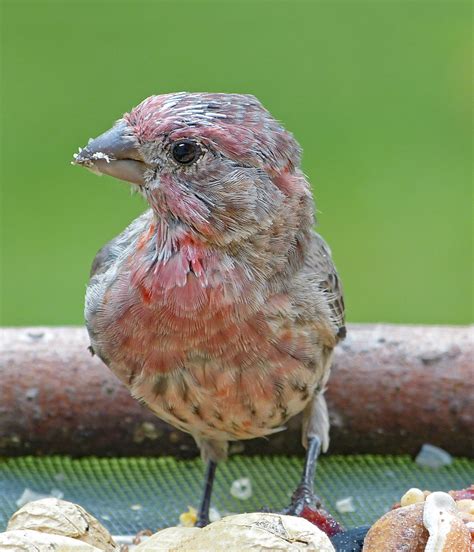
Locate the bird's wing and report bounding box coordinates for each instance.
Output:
[89,235,122,278]
[309,231,346,340]
[89,210,153,279]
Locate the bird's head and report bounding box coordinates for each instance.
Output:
[74,92,312,246]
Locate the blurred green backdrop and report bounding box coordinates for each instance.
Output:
[1,0,472,326]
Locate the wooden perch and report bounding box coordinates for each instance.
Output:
[0,324,472,458]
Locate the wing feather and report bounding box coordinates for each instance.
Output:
[309,232,346,339]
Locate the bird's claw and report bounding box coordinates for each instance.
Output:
[281,483,322,516]
[195,515,210,528]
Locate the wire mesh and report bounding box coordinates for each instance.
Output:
[1,455,472,535]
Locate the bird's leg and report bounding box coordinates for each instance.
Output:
[284,391,329,516]
[283,435,322,515]
[283,435,343,536]
[281,393,343,537]
[195,460,217,527]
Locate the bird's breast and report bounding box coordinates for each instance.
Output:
[89,243,267,375]
[87,242,327,442]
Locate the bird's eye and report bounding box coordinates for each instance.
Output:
[171,140,201,165]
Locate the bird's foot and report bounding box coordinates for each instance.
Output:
[281,482,321,516]
[281,483,343,538]
[194,514,210,528]
[281,483,369,550]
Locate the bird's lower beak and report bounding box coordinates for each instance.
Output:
[73,120,146,186]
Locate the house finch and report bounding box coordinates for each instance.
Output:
[74,92,345,528]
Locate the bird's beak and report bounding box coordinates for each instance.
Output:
[72,120,146,186]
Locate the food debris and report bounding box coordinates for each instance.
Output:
[456,499,474,515]
[130,504,142,511]
[335,497,356,513]
[423,492,471,551]
[230,477,252,500]
[174,513,335,551]
[112,535,135,547]
[133,422,161,443]
[179,506,197,527]
[7,498,117,551]
[415,443,452,468]
[450,485,474,501]
[299,505,344,537]
[400,487,426,507]
[209,507,221,523]
[132,529,153,545]
[73,149,112,164]
[90,151,112,163]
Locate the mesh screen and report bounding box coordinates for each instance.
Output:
[1,455,472,535]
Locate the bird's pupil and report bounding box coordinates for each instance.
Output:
[172,141,198,164]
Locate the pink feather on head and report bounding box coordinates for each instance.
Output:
[124,92,301,174]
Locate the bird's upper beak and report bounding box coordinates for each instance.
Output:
[72,120,146,186]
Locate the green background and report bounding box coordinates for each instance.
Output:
[1,0,472,326]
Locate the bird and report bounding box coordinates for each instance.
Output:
[73,92,345,528]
